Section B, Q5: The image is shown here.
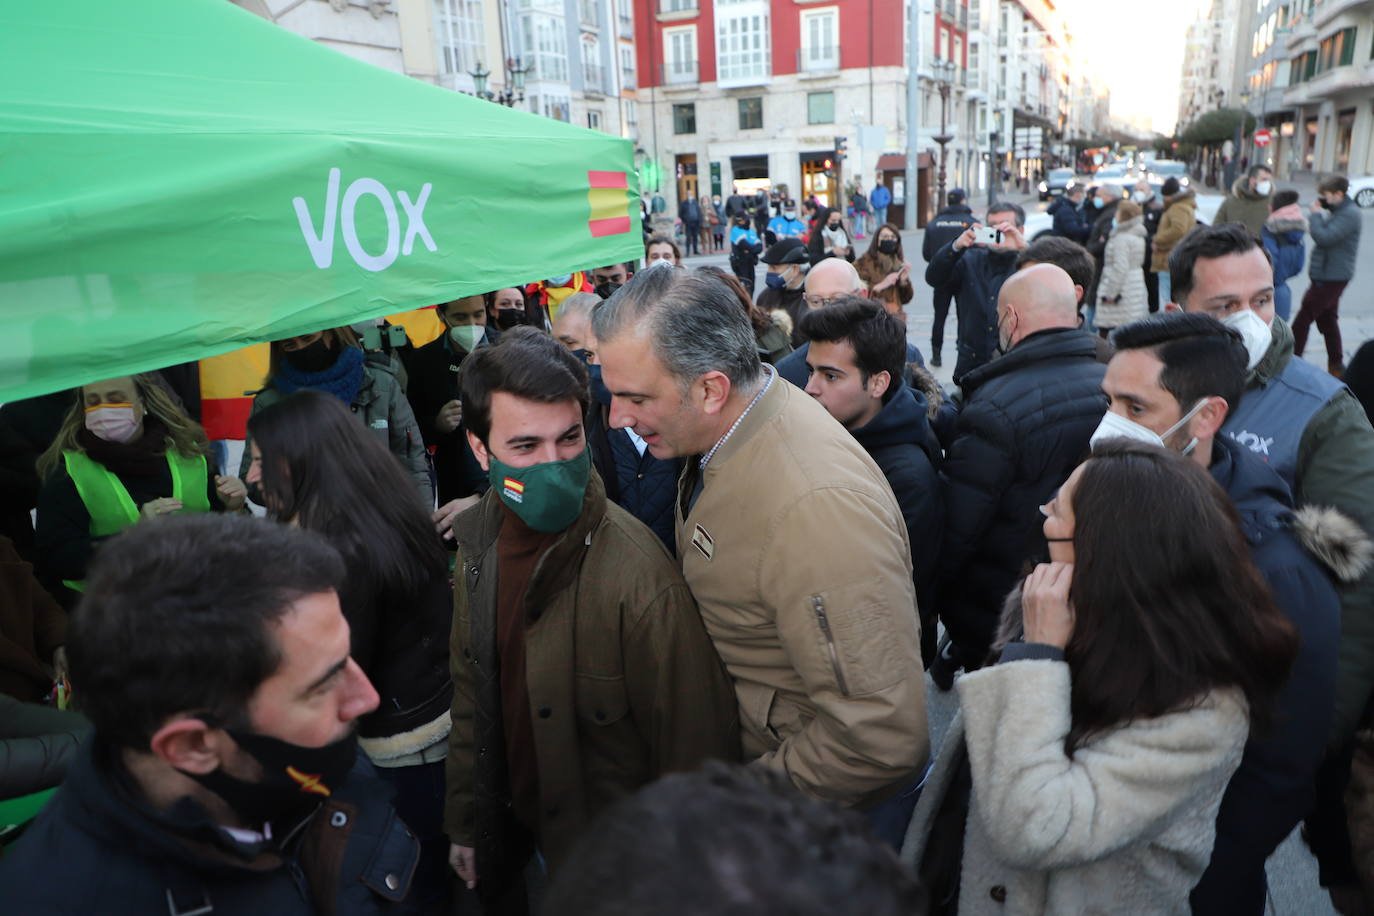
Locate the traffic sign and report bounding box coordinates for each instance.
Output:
[1254,129,1273,147]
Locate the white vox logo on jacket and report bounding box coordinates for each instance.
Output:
[293,168,436,272]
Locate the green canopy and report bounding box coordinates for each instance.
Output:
[0,0,641,401]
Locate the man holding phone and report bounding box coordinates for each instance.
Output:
[924,202,1029,384]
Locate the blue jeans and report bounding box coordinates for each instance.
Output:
[874,206,888,227]
[1157,271,1172,306]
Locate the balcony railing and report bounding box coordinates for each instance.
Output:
[662,60,699,85]
[621,69,637,90]
[583,64,605,93]
[797,45,841,73]
[619,13,633,37]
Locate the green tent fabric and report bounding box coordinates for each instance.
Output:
[0,0,641,402]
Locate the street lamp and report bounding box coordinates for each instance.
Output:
[1227,87,1251,187]
[932,58,957,207]
[468,57,531,108]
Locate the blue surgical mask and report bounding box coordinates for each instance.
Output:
[1092,197,1104,209]
[765,272,788,289]
[546,274,572,287]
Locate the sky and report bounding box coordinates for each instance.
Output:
[1054,0,1206,135]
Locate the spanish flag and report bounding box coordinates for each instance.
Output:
[587,170,632,238]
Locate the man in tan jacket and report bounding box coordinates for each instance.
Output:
[594,266,930,847]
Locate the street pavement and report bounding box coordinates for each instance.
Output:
[677,180,1374,914]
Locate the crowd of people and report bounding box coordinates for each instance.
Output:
[2,170,1374,916]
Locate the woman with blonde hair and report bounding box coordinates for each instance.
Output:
[238,326,431,505]
[35,373,246,602]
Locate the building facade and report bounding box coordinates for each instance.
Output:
[231,0,640,140]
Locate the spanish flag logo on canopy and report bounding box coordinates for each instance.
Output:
[587,170,632,238]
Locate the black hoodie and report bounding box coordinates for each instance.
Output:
[850,385,943,665]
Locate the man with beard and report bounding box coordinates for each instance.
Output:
[0,514,413,914]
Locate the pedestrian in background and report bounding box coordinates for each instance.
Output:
[729,214,763,295]
[1094,199,1149,338]
[710,193,726,252]
[1216,164,1275,238]
[678,194,701,257]
[1261,189,1307,323]
[850,180,871,239]
[1152,177,1195,304]
[645,234,682,267]
[1294,174,1362,377]
[924,201,1027,383]
[698,195,716,255]
[1133,179,1164,312]
[922,189,977,368]
[808,207,855,265]
[1048,185,1090,243]
[871,180,892,228]
[855,223,913,321]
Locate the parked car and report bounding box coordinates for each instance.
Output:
[1147,159,1191,189]
[1349,174,1374,208]
[1038,167,1078,201]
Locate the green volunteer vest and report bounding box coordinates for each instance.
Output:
[61,448,211,591]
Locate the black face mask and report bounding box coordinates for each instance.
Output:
[283,338,336,374]
[495,308,530,330]
[828,222,842,231]
[179,726,359,830]
[1319,198,1333,210]
[587,362,612,407]
[878,239,898,255]
[594,281,622,300]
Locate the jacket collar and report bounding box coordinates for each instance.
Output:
[458,466,609,621]
[1251,315,1294,386]
[960,327,1098,394]
[699,367,786,478]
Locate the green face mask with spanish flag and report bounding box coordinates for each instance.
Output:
[488,448,591,533]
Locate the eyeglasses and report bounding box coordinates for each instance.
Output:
[804,294,846,308]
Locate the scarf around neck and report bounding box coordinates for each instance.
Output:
[273,345,365,405]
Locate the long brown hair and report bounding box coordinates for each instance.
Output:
[37,374,208,479]
[858,222,906,268]
[1060,440,1297,753]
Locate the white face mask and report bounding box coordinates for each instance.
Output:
[1089,398,1209,456]
[1133,190,1152,204]
[1255,180,1273,196]
[1220,308,1271,371]
[449,324,484,352]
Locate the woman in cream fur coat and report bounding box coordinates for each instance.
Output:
[904,440,1299,915]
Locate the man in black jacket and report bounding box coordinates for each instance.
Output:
[932,264,1106,682]
[800,299,942,665]
[924,201,1028,384]
[921,189,975,367]
[1047,186,1090,242]
[0,514,420,914]
[1101,313,1346,915]
[399,295,494,504]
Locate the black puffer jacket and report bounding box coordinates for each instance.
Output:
[934,327,1106,664]
[924,241,1020,384]
[850,386,943,666]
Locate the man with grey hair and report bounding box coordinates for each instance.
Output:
[775,258,925,388]
[593,266,930,848]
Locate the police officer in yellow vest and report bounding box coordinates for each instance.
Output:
[35,374,246,600]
